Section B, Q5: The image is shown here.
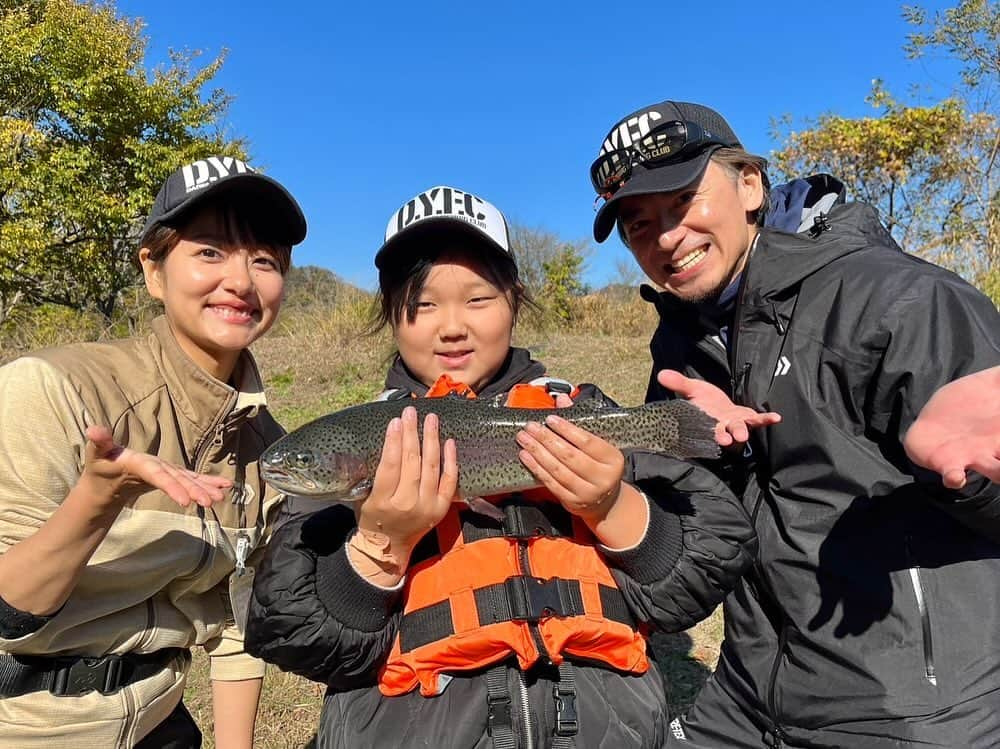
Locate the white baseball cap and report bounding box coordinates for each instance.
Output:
[375,185,511,269]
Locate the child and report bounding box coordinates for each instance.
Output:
[245,186,755,748]
[0,157,306,748]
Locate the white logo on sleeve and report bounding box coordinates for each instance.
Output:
[182,157,254,193]
[774,355,791,377]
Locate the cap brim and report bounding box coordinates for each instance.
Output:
[593,147,717,242]
[374,217,510,270]
[148,173,307,246]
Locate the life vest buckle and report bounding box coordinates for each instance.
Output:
[553,683,579,736]
[505,575,575,622]
[486,692,513,736]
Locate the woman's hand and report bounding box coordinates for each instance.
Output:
[356,407,458,562]
[904,367,1000,489]
[0,425,233,616]
[82,425,233,512]
[657,369,781,447]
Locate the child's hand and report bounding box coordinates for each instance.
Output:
[516,414,626,523]
[356,407,458,561]
[82,425,232,510]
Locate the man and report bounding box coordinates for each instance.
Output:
[590,100,1000,748]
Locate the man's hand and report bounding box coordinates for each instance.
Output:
[904,367,1000,489]
[657,370,781,447]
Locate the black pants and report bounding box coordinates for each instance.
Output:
[135,700,202,749]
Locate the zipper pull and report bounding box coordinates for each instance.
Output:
[235,531,250,576]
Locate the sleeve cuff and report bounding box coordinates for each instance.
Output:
[0,593,56,640]
[315,542,403,632]
[209,650,267,680]
[600,490,685,584]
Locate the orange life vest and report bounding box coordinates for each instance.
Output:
[378,375,650,697]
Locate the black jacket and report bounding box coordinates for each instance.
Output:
[646,201,1000,747]
[246,349,757,748]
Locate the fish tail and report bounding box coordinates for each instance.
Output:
[648,400,721,459]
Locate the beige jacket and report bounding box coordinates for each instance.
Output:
[0,316,286,747]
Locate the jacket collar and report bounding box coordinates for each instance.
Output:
[750,202,897,298]
[383,347,546,400]
[149,315,268,435]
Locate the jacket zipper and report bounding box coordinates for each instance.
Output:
[186,422,228,578]
[908,567,937,685]
[764,616,788,747]
[730,245,788,743]
[516,669,534,749]
[726,243,755,392]
[516,541,540,746]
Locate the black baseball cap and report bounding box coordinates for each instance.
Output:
[375,185,512,270]
[141,156,307,246]
[592,101,741,242]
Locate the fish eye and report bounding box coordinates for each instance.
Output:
[292,451,315,469]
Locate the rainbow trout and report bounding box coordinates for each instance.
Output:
[261,397,719,507]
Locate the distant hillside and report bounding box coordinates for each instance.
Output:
[282,265,371,309]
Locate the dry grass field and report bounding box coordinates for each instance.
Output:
[0,291,725,748]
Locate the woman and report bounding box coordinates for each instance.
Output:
[0,157,306,748]
[246,185,756,748]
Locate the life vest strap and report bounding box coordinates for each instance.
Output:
[399,577,636,654]
[485,664,516,747]
[553,661,579,741]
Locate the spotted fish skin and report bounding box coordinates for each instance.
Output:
[260,397,720,501]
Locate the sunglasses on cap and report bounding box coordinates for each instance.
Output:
[590,119,728,198]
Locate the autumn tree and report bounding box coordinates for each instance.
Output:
[508,223,592,297]
[0,0,245,322]
[770,1,997,292]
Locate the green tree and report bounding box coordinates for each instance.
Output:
[0,0,245,322]
[770,1,997,291]
[509,222,592,297]
[541,245,586,323]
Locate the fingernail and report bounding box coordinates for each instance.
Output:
[524,421,542,434]
[545,415,563,427]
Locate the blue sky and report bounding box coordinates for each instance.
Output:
[118,0,961,290]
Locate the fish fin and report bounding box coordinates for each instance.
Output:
[564,398,608,412]
[484,392,507,408]
[464,496,505,521]
[652,400,722,460]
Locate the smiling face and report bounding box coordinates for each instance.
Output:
[618,160,763,303]
[393,253,515,394]
[139,205,287,381]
